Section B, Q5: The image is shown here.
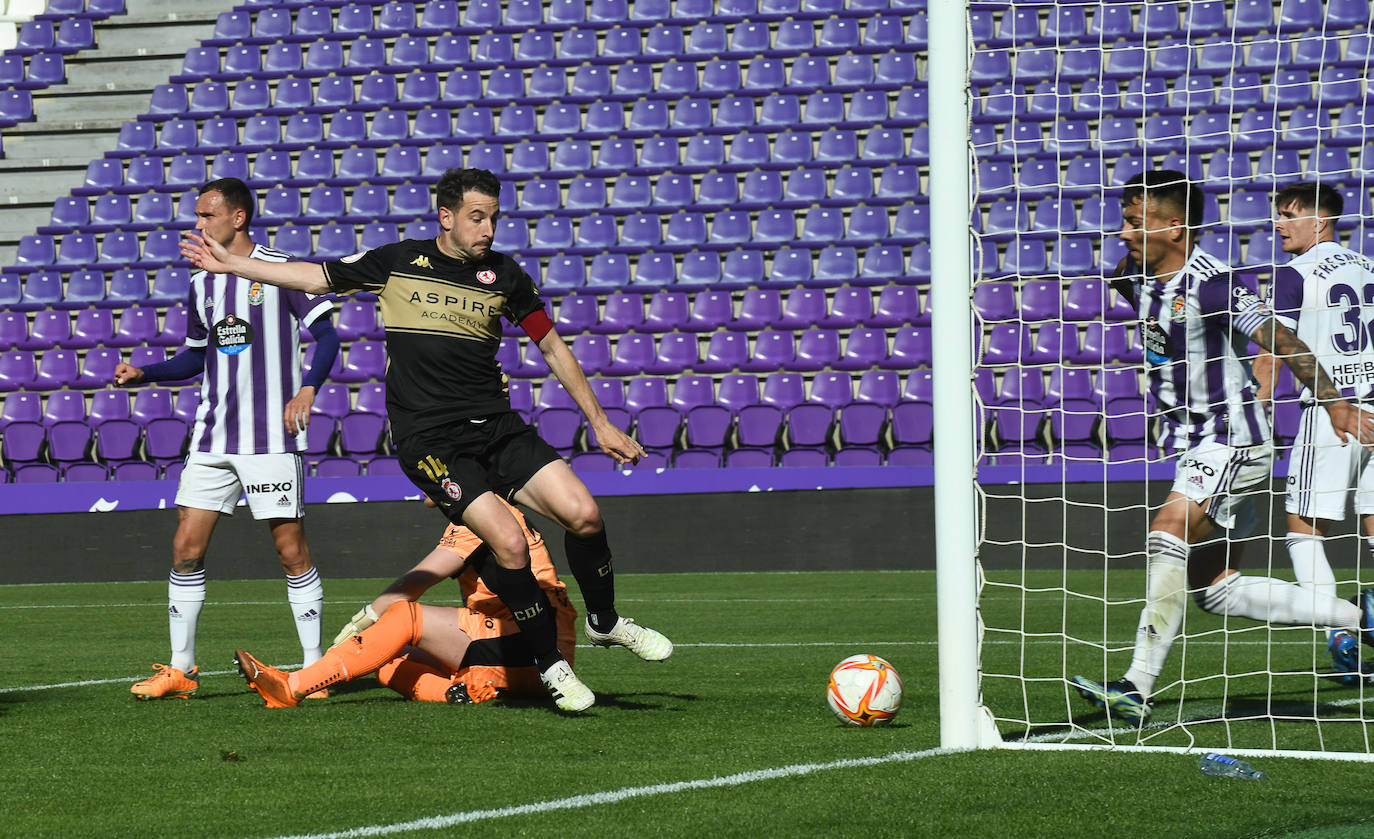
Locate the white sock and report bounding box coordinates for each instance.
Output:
[1123,531,1189,699]
[1287,533,1336,599]
[287,566,324,666]
[1195,573,1360,628]
[168,570,206,673]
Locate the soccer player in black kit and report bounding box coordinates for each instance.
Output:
[182,168,671,712]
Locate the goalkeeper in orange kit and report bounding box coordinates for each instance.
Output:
[234,498,577,707]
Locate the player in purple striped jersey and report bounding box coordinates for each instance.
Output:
[1253,181,1374,684]
[1071,170,1374,724]
[117,178,341,700]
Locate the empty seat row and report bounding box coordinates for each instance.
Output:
[116,89,922,157]
[972,38,1374,87]
[551,284,920,336]
[503,326,930,378]
[12,231,186,270]
[978,73,1370,126]
[495,205,922,251]
[0,268,188,310]
[970,0,1367,47]
[0,461,184,484]
[1,416,189,465]
[145,51,917,118]
[976,153,1373,203]
[0,346,179,392]
[536,245,917,292]
[212,0,914,43]
[975,111,1374,160]
[33,0,125,20]
[0,387,198,428]
[0,52,65,90]
[61,163,918,231]
[0,307,187,351]
[8,17,96,55]
[192,16,920,73]
[94,134,916,192]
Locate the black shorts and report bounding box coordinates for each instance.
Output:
[395,411,562,522]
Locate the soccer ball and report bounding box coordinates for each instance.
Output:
[826,654,903,727]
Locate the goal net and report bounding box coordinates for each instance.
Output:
[938,0,1374,759]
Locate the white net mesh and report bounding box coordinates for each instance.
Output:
[968,0,1374,755]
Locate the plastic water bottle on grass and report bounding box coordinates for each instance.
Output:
[1199,753,1266,780]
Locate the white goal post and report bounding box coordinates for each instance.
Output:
[932,0,1374,761]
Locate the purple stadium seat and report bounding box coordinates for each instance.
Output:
[92,416,140,462]
[881,327,930,370]
[715,375,759,414]
[73,346,120,389]
[570,334,611,376]
[13,463,59,482]
[32,350,79,390]
[339,412,385,455]
[807,372,853,410]
[761,373,805,410]
[791,329,840,372]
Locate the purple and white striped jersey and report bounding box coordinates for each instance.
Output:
[183,244,334,455]
[1268,241,1374,403]
[1120,245,1272,451]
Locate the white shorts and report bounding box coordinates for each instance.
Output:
[175,450,306,520]
[1171,438,1273,530]
[1285,405,1374,521]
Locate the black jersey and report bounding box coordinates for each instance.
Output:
[322,239,546,440]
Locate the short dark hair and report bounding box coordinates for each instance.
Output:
[436,168,501,213]
[1120,169,1205,233]
[200,177,256,226]
[1275,181,1344,218]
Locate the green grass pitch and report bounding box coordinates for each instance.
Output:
[4,570,1374,838]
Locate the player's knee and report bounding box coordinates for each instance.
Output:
[1194,571,1238,615]
[562,499,603,538]
[488,532,532,568]
[171,536,207,571]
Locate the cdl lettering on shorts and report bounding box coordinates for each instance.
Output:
[213,314,254,355]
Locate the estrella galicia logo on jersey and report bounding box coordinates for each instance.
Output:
[212,315,254,355]
[1232,284,1264,311]
[441,477,462,501]
[1143,317,1172,365]
[410,255,434,270]
[476,269,497,284]
[248,282,265,305]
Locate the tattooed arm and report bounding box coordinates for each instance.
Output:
[1251,317,1374,446]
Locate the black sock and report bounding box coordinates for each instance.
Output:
[565,527,618,632]
[477,562,562,671]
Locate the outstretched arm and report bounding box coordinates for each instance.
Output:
[538,327,645,465]
[1251,317,1374,446]
[180,231,329,294]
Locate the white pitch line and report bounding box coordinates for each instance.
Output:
[0,638,1346,694]
[264,747,957,839]
[0,596,923,611]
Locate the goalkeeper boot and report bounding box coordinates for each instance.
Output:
[445,679,498,705]
[1360,589,1374,650]
[234,650,299,708]
[584,617,673,662]
[539,659,595,713]
[130,664,199,700]
[1328,629,1362,687]
[1069,675,1151,724]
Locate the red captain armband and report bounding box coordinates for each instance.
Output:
[519,308,554,342]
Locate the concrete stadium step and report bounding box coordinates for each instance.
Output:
[0,0,221,265]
